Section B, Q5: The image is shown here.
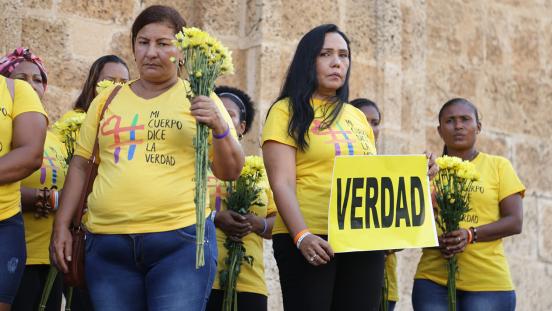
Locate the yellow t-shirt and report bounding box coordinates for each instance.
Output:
[415,152,525,291]
[74,79,236,234]
[21,131,67,265]
[261,98,377,235]
[0,77,47,221]
[209,158,278,295]
[386,253,398,302]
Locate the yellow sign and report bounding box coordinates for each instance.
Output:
[328,155,438,253]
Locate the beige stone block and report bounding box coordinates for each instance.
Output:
[59,0,136,24]
[42,85,77,122]
[509,259,552,310]
[400,0,426,71]
[46,56,90,93]
[396,248,422,310]
[424,60,453,121]
[511,17,541,74]
[348,62,378,101]
[68,17,115,60]
[538,198,552,262]
[196,0,241,36]
[484,7,508,66]
[514,141,552,196]
[109,31,138,79]
[23,0,53,9]
[379,130,413,155]
[262,0,341,41]
[374,0,402,59]
[258,43,293,103]
[504,195,538,260]
[476,132,508,157]
[425,125,442,156]
[480,73,518,132]
[380,62,402,131]
[448,67,478,103]
[245,0,263,40]
[344,0,377,61]
[465,23,484,67]
[20,17,89,90]
[263,240,283,311]
[140,0,197,26]
[426,0,463,60]
[0,2,21,55]
[21,17,70,61]
[400,77,426,133]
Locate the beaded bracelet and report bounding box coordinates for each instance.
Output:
[213,123,230,139]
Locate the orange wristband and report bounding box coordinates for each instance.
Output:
[293,228,310,245]
[466,228,473,244]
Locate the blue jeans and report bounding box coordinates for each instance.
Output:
[0,213,26,304]
[85,219,217,311]
[412,279,516,311]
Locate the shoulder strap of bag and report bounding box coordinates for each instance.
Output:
[72,85,123,229]
[6,78,15,103]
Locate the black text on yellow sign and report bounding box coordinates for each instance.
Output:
[336,176,426,230]
[328,156,438,253]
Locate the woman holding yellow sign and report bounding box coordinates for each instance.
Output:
[413,98,525,311]
[351,98,398,311]
[262,24,384,310]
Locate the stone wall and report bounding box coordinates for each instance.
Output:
[2,0,551,310]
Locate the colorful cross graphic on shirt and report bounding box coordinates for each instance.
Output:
[101,114,145,163]
[208,175,224,212]
[311,120,355,155]
[40,150,58,185]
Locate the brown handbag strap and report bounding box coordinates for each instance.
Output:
[72,85,123,228]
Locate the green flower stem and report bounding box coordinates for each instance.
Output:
[194,122,209,268]
[447,256,457,311]
[38,265,58,311]
[65,286,73,311]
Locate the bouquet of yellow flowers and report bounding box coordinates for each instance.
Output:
[172,27,234,268]
[53,114,86,166]
[433,155,479,311]
[95,79,124,95]
[220,156,265,311]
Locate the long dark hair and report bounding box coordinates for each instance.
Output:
[73,55,128,112]
[438,97,480,155]
[271,24,352,151]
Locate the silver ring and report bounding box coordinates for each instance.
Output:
[457,237,461,242]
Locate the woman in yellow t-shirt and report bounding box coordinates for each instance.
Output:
[262,24,383,311]
[0,49,48,310]
[351,98,399,311]
[0,47,65,311]
[50,5,244,311]
[206,86,277,311]
[413,98,524,311]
